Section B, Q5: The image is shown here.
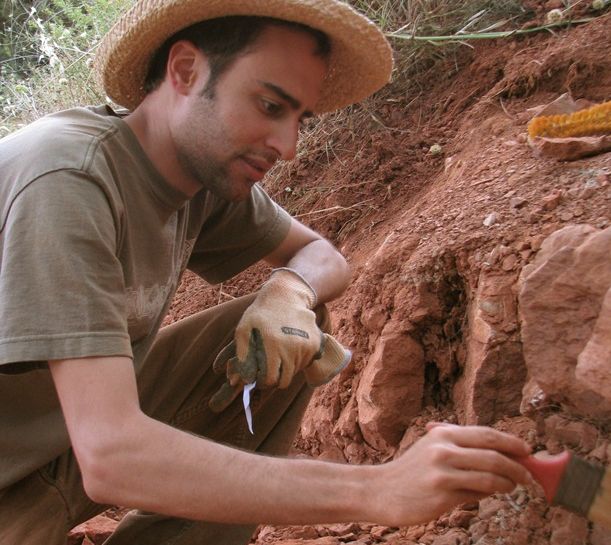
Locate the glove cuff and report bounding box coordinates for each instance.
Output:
[304,334,352,386]
[270,267,318,308]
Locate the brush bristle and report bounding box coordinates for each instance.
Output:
[588,463,611,528]
[553,454,605,517]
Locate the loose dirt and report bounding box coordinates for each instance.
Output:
[71,10,611,545]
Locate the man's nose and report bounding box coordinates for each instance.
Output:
[266,120,299,161]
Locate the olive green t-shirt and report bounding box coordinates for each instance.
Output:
[0,106,291,488]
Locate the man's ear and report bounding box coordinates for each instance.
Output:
[166,40,210,97]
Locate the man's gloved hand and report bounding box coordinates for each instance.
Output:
[208,268,351,413]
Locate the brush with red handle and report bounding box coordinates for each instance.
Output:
[516,451,610,527]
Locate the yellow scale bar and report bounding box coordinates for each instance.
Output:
[528,100,611,139]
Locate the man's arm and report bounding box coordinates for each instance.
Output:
[49,355,367,523]
[264,217,351,303]
[49,355,531,526]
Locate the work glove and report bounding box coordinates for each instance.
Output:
[208,268,351,413]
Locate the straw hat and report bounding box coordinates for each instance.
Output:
[94,0,393,113]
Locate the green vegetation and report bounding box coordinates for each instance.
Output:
[357,1,527,94]
[0,0,130,134]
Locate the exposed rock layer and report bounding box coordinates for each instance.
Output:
[519,225,611,420]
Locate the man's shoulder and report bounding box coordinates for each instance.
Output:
[2,105,133,175]
[2,105,137,182]
[3,105,119,161]
[0,106,134,228]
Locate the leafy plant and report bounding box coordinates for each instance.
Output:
[0,0,130,133]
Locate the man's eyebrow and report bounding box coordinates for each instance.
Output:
[259,81,314,118]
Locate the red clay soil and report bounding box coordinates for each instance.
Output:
[70,9,611,545]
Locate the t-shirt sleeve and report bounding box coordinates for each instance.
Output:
[0,171,132,370]
[187,184,292,284]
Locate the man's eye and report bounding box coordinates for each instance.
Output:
[261,99,282,116]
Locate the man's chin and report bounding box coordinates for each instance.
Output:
[216,179,255,202]
[201,174,255,202]
[234,176,258,200]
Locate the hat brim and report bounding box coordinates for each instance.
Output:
[94,0,393,113]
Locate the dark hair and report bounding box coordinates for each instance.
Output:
[144,16,331,97]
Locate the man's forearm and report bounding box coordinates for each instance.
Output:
[284,239,351,304]
[85,411,377,524]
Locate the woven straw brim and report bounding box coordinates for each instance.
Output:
[94,0,393,113]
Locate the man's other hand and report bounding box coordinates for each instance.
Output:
[209,269,351,412]
[368,423,532,527]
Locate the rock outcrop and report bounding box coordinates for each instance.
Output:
[356,321,424,450]
[519,225,611,420]
[454,270,526,425]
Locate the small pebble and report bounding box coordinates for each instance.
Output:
[546,9,564,24]
[542,192,562,211]
[510,197,528,209]
[429,143,443,156]
[502,254,518,271]
[483,212,498,227]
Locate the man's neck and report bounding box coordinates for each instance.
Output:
[124,101,202,198]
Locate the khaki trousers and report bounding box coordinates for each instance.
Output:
[0,295,313,545]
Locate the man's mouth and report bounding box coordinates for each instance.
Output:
[240,155,274,181]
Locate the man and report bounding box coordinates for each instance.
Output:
[0,1,532,544]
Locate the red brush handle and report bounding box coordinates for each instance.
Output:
[515,451,572,503]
